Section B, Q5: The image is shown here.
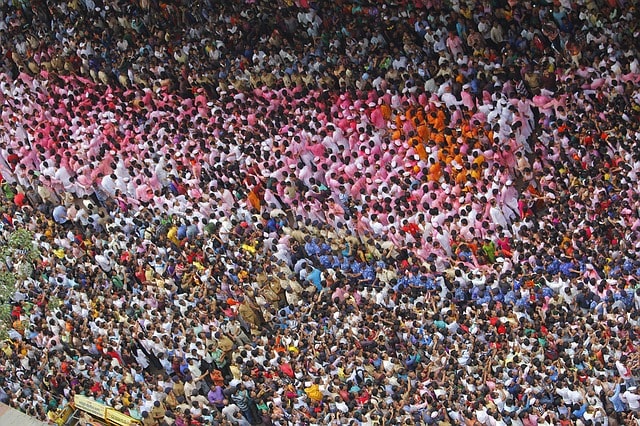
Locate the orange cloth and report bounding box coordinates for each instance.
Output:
[455,170,468,185]
[427,110,446,132]
[470,166,482,181]
[380,104,392,120]
[428,162,442,182]
[414,141,428,161]
[417,122,430,141]
[247,188,262,211]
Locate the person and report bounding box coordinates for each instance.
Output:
[0,0,639,425]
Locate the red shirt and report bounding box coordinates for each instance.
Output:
[13,193,25,207]
[90,382,102,394]
[280,362,294,378]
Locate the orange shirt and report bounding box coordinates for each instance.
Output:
[468,241,479,256]
[413,140,428,161]
[455,170,468,185]
[417,122,430,141]
[470,167,482,181]
[415,109,425,123]
[446,153,464,169]
[461,121,476,139]
[428,162,442,182]
[406,107,418,124]
[473,154,486,168]
[432,131,445,145]
[438,149,449,164]
[444,133,455,147]
[427,110,446,132]
[380,104,392,120]
[395,114,404,130]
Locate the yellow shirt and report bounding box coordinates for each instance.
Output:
[230,364,242,380]
[144,267,154,283]
[167,226,179,245]
[1,345,12,357]
[304,384,323,402]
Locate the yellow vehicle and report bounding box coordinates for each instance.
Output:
[55,396,141,426]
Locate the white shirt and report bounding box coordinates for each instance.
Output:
[623,390,640,410]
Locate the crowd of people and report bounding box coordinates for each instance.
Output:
[0,0,639,425]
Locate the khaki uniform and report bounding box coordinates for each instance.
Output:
[238,301,260,330]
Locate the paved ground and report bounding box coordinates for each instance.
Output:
[0,404,49,426]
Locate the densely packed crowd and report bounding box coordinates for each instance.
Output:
[0,0,639,425]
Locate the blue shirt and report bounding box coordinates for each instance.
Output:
[454,287,467,303]
[609,384,626,412]
[559,261,576,277]
[470,286,482,300]
[338,192,350,208]
[318,242,331,255]
[304,240,320,256]
[608,265,622,279]
[541,287,554,298]
[513,279,523,291]
[362,265,376,281]
[52,205,68,224]
[476,294,491,305]
[266,218,279,233]
[394,275,410,292]
[177,224,187,240]
[307,268,323,291]
[318,254,333,268]
[504,290,517,305]
[340,258,351,272]
[350,261,363,275]
[572,402,588,419]
[623,258,635,273]
[546,259,561,275]
[614,291,633,309]
[186,224,199,240]
[515,296,530,308]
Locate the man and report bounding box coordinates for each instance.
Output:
[150,400,166,424]
[223,317,251,346]
[52,204,68,225]
[231,384,259,425]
